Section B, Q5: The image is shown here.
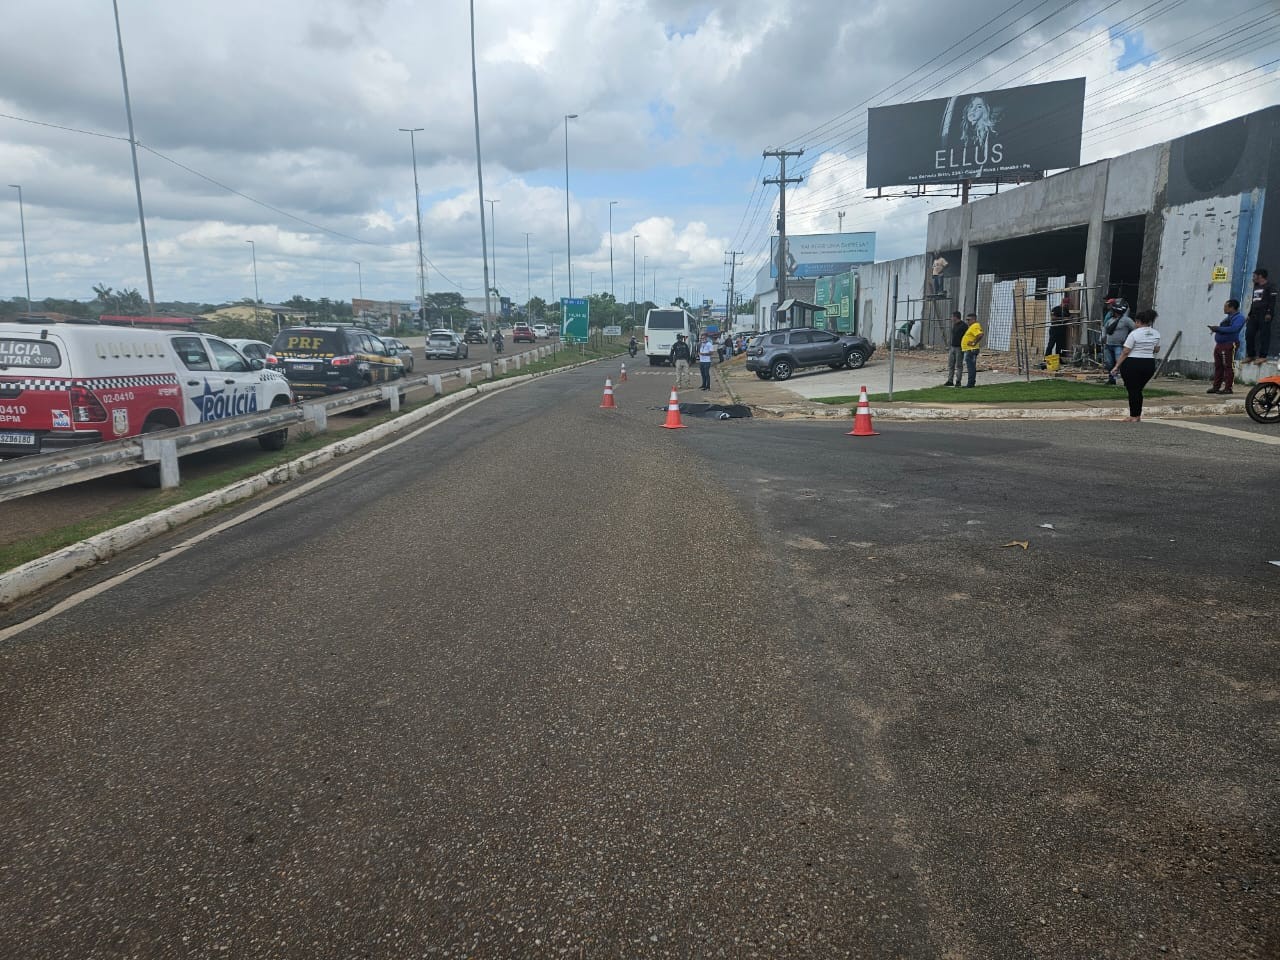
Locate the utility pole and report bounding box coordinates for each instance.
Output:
[764,147,803,319]
[523,232,531,313]
[838,210,845,233]
[608,200,618,302]
[112,0,156,315]
[725,250,742,335]
[632,235,638,328]
[468,0,492,333]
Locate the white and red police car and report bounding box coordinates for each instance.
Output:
[0,320,294,459]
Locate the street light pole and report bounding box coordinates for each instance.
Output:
[246,240,261,335]
[399,127,427,330]
[523,232,532,313]
[111,0,155,315]
[354,260,363,300]
[487,198,499,309]
[608,200,618,302]
[468,0,493,333]
[632,234,638,327]
[8,185,31,317]
[563,113,578,298]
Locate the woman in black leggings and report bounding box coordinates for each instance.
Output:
[1110,308,1161,422]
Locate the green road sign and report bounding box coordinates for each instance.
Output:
[562,298,589,343]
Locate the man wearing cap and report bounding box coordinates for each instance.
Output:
[669,334,692,388]
[1102,299,1134,385]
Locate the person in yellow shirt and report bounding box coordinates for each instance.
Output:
[960,313,983,388]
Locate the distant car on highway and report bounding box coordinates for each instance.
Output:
[379,336,415,373]
[424,329,469,360]
[463,320,488,344]
[744,327,875,381]
[512,324,536,343]
[226,338,273,363]
[532,323,550,339]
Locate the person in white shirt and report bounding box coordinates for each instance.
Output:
[697,334,715,390]
[1110,308,1161,422]
[931,254,948,296]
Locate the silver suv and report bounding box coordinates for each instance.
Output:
[744,327,875,381]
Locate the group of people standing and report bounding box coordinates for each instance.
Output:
[668,333,717,391]
[946,301,1161,421]
[1207,268,1277,394]
[944,312,984,388]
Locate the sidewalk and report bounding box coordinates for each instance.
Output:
[715,349,1256,420]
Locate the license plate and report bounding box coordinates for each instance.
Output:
[0,431,37,446]
[291,363,316,372]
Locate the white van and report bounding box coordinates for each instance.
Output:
[0,320,294,460]
[643,307,698,365]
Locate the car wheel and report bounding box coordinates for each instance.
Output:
[770,359,793,381]
[845,348,867,370]
[258,397,291,451]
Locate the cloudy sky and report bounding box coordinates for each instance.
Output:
[1,0,1276,310]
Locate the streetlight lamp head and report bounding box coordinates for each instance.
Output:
[566,113,578,120]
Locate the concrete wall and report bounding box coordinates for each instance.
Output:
[927,205,967,254]
[1104,144,1164,219]
[965,161,1108,244]
[857,255,929,345]
[1153,195,1247,368]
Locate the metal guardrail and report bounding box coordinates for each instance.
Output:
[0,344,561,503]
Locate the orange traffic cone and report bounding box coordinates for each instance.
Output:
[661,387,686,429]
[600,379,617,409]
[846,385,879,437]
[619,362,628,382]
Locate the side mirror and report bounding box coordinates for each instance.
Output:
[250,358,265,370]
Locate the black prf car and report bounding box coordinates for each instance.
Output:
[463,321,489,344]
[744,327,875,381]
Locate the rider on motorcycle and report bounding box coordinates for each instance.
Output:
[492,329,505,353]
[628,335,638,357]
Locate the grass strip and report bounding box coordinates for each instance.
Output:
[814,380,1180,405]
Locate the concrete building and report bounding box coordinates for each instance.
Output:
[918,105,1280,374]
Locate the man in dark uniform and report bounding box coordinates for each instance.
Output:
[1246,268,1276,364]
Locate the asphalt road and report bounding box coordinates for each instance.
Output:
[0,361,1275,958]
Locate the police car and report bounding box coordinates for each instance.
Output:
[267,325,404,398]
[0,320,294,459]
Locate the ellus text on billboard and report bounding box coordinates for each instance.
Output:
[865,78,1085,189]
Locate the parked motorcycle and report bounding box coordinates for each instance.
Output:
[1245,373,1280,424]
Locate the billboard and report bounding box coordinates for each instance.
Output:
[769,232,876,279]
[865,78,1085,188]
[814,271,858,333]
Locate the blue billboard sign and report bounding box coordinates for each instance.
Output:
[770,232,876,279]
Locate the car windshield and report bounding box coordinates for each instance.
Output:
[271,330,343,356]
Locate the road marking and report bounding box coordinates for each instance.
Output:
[1150,419,1280,446]
[0,392,498,645]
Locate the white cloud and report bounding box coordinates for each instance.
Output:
[0,0,1274,306]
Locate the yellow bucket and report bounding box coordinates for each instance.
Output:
[1045,353,1061,373]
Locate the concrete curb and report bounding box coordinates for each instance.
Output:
[0,356,602,610]
[748,398,1247,421]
